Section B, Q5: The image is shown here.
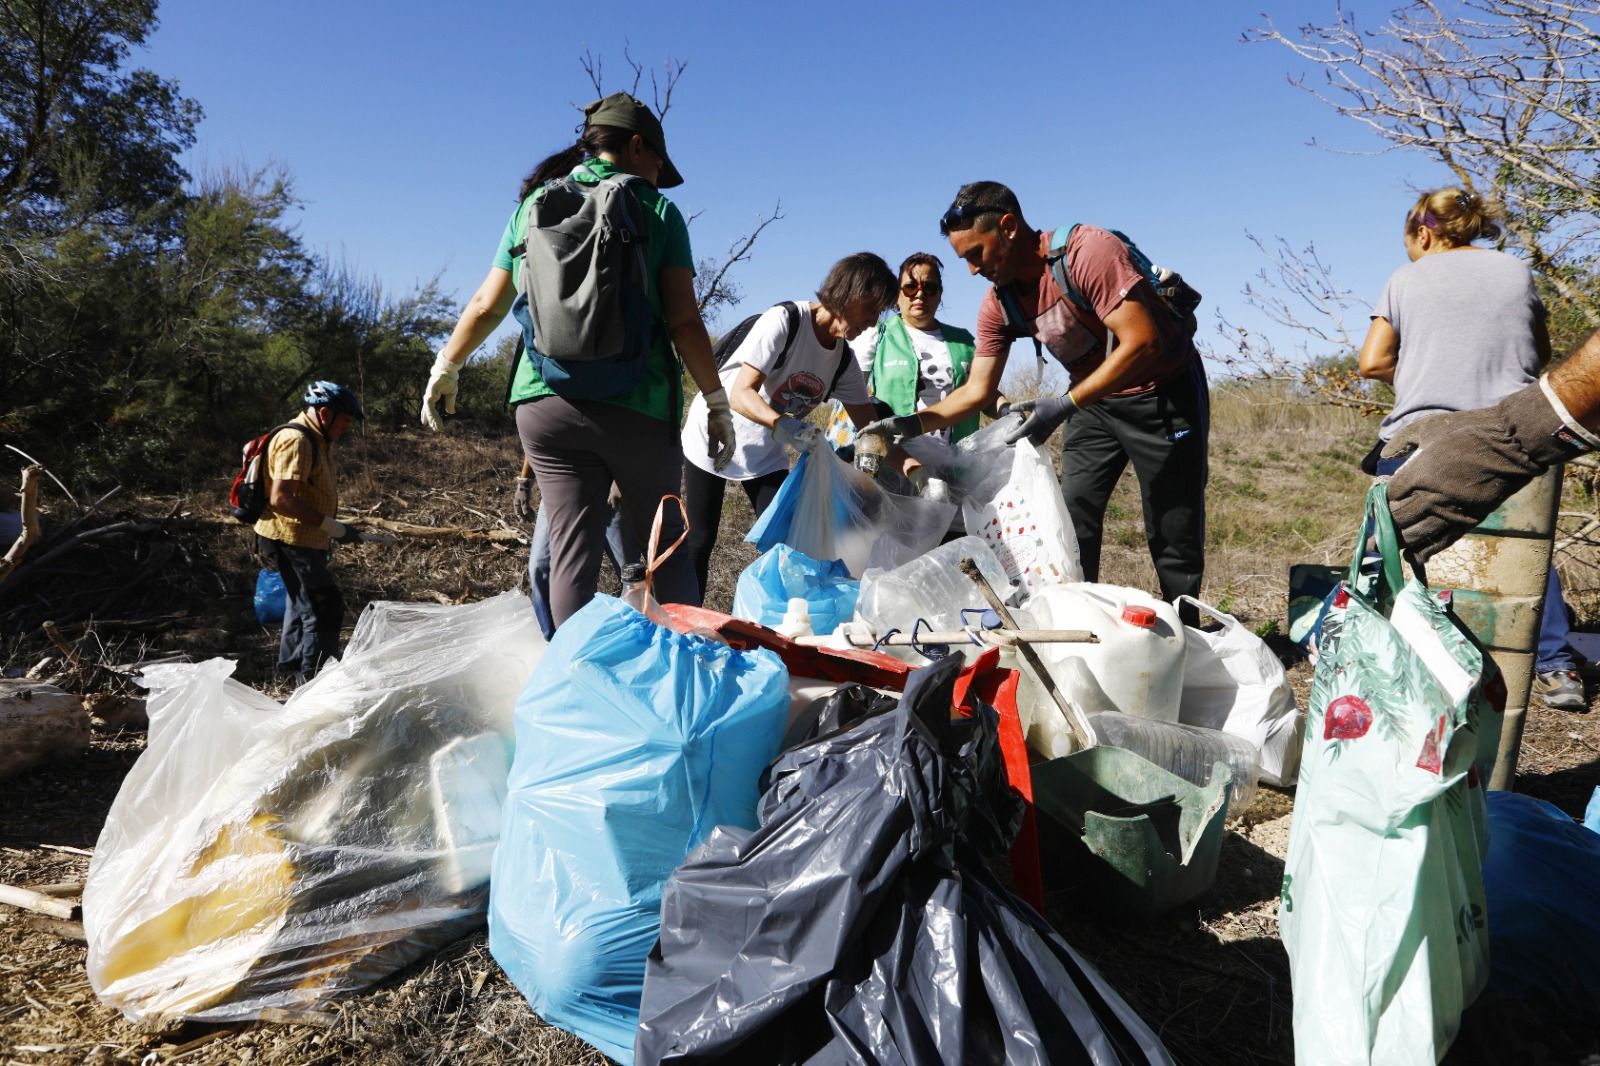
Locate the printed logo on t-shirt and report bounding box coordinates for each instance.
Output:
[1036,298,1100,366]
[771,371,827,416]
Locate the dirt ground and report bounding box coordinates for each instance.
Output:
[3,422,1599,1065]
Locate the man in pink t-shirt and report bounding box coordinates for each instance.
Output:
[858,181,1209,606]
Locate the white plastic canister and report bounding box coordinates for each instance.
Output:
[1026,583,1187,723]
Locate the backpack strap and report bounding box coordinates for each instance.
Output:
[1047,223,1092,314]
[766,300,804,375]
[264,422,319,474]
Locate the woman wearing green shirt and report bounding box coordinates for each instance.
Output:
[420,93,733,628]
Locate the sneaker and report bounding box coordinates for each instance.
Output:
[1535,669,1588,712]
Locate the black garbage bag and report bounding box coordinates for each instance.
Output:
[635,657,1174,1066]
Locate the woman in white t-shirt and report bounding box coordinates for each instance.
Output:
[681,252,898,598]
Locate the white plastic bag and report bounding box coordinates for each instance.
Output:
[1174,596,1302,787]
[961,437,1082,594]
[84,592,545,1024]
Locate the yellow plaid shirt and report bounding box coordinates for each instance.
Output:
[252,411,338,549]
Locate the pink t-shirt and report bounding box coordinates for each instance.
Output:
[974,225,1196,395]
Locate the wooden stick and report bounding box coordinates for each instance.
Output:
[958,558,1095,751]
[32,881,82,898]
[0,466,42,584]
[802,628,1097,648]
[256,1006,336,1027]
[40,622,85,672]
[21,916,85,941]
[0,883,76,919]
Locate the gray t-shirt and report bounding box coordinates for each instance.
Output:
[1375,249,1546,440]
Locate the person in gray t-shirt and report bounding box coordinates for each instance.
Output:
[1360,196,1549,442]
[1358,187,1583,710]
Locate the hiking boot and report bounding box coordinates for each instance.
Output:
[1535,669,1588,712]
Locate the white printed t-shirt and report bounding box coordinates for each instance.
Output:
[683,301,870,481]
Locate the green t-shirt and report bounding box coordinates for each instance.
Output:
[501,158,694,422]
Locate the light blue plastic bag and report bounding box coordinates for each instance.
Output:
[488,595,790,1064]
[253,569,286,623]
[745,447,955,577]
[731,544,858,636]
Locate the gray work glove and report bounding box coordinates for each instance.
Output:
[702,387,736,472]
[773,415,822,452]
[1385,378,1595,562]
[1001,395,1076,446]
[856,413,924,448]
[513,476,536,522]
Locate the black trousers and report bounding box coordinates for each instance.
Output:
[682,463,789,600]
[258,535,345,678]
[1060,358,1209,603]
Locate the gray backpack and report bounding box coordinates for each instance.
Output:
[509,173,655,399]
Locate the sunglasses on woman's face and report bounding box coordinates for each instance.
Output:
[901,278,941,296]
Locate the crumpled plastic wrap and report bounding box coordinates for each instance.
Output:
[84,592,545,1024]
[745,446,956,577]
[634,657,1175,1066]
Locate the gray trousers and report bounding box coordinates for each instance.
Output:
[516,396,698,628]
[1060,358,1209,604]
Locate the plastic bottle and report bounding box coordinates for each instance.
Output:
[854,430,886,478]
[1088,711,1260,814]
[620,563,671,627]
[775,597,813,641]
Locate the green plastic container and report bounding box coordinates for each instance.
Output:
[1030,746,1231,919]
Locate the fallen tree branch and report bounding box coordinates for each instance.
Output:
[0,465,42,584]
[360,516,524,544]
[0,882,76,919]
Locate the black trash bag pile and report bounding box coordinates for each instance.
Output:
[635,657,1174,1066]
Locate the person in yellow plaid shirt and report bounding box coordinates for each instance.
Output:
[253,380,365,683]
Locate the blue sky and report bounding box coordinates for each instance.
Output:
[141,1,1446,384]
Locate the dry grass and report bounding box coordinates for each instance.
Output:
[3,382,1599,1065]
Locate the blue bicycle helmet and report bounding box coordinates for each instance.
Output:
[303,380,365,420]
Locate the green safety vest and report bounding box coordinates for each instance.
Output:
[871,314,978,442]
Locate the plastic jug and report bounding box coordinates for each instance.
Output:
[1025,583,1186,723]
[854,536,1022,664]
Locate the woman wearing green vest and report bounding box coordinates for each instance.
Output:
[419,93,734,629]
[827,253,980,449]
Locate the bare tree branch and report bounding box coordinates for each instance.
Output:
[1247,0,1600,325]
[696,203,784,319]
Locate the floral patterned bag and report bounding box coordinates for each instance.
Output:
[1279,483,1501,1065]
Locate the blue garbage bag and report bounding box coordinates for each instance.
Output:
[253,568,286,623]
[731,544,858,636]
[488,595,790,1064]
[1482,790,1600,1022]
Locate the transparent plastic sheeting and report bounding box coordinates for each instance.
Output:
[84,592,545,1024]
[745,445,955,577]
[489,595,790,1065]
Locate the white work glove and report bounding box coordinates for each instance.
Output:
[318,516,361,545]
[703,388,735,473]
[773,415,822,452]
[421,351,461,432]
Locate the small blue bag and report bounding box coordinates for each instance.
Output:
[488,595,789,1064]
[253,569,286,623]
[731,544,858,637]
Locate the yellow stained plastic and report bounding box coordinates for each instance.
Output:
[99,814,293,1018]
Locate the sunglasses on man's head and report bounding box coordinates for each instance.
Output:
[901,278,941,296]
[938,203,1008,236]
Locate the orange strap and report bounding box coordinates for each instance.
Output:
[644,494,689,601]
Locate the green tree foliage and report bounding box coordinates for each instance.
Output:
[0,0,454,491]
